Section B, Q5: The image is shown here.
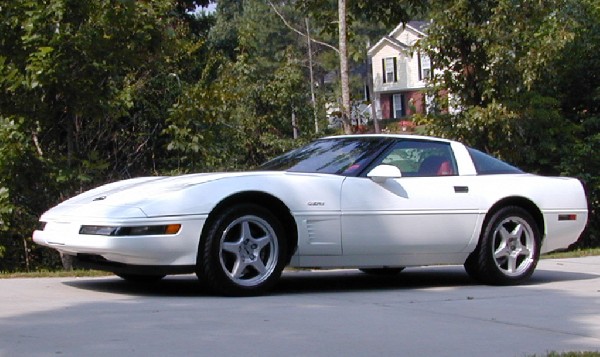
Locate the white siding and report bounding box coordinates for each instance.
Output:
[395,28,421,47]
[396,56,406,87]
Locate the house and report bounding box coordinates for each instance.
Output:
[368,21,430,121]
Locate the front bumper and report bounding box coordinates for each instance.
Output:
[33,215,207,267]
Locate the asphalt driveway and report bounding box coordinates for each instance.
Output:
[1,257,599,356]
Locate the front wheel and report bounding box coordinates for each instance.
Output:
[464,206,540,285]
[197,204,287,296]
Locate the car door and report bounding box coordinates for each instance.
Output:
[340,139,481,256]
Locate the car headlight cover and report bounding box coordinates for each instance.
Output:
[79,224,181,236]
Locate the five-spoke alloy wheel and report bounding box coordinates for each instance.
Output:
[219,215,279,287]
[197,204,287,296]
[465,206,541,285]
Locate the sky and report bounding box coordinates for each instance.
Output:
[198,2,217,13]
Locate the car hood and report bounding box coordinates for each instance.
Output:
[41,172,285,220]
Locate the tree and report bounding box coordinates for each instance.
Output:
[0,0,212,270]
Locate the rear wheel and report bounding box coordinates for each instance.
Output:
[465,206,540,285]
[197,204,287,296]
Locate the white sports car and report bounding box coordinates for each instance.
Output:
[33,134,588,295]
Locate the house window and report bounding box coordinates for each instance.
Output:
[382,57,397,83]
[393,94,404,118]
[418,53,431,80]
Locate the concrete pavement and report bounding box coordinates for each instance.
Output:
[0,257,599,356]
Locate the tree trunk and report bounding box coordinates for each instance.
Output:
[305,18,319,133]
[292,109,299,139]
[338,0,352,134]
[366,42,380,133]
[60,252,74,271]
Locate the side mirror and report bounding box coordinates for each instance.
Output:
[367,164,402,183]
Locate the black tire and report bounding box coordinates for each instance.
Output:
[115,273,165,283]
[464,206,541,285]
[359,267,404,276]
[197,204,287,296]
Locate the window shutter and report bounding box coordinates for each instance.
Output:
[382,58,386,84]
[401,94,406,117]
[393,57,397,82]
[418,53,422,81]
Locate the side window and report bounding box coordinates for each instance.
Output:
[380,140,457,177]
[467,148,523,175]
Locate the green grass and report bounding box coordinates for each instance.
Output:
[542,248,600,259]
[530,352,600,357]
[0,269,111,279]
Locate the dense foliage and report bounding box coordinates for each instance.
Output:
[0,0,189,270]
[0,0,598,271]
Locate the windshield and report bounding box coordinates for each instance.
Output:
[259,137,391,175]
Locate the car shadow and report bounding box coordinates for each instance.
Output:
[274,267,474,295]
[63,275,208,297]
[61,265,598,297]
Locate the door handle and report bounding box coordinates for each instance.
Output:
[454,186,469,193]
